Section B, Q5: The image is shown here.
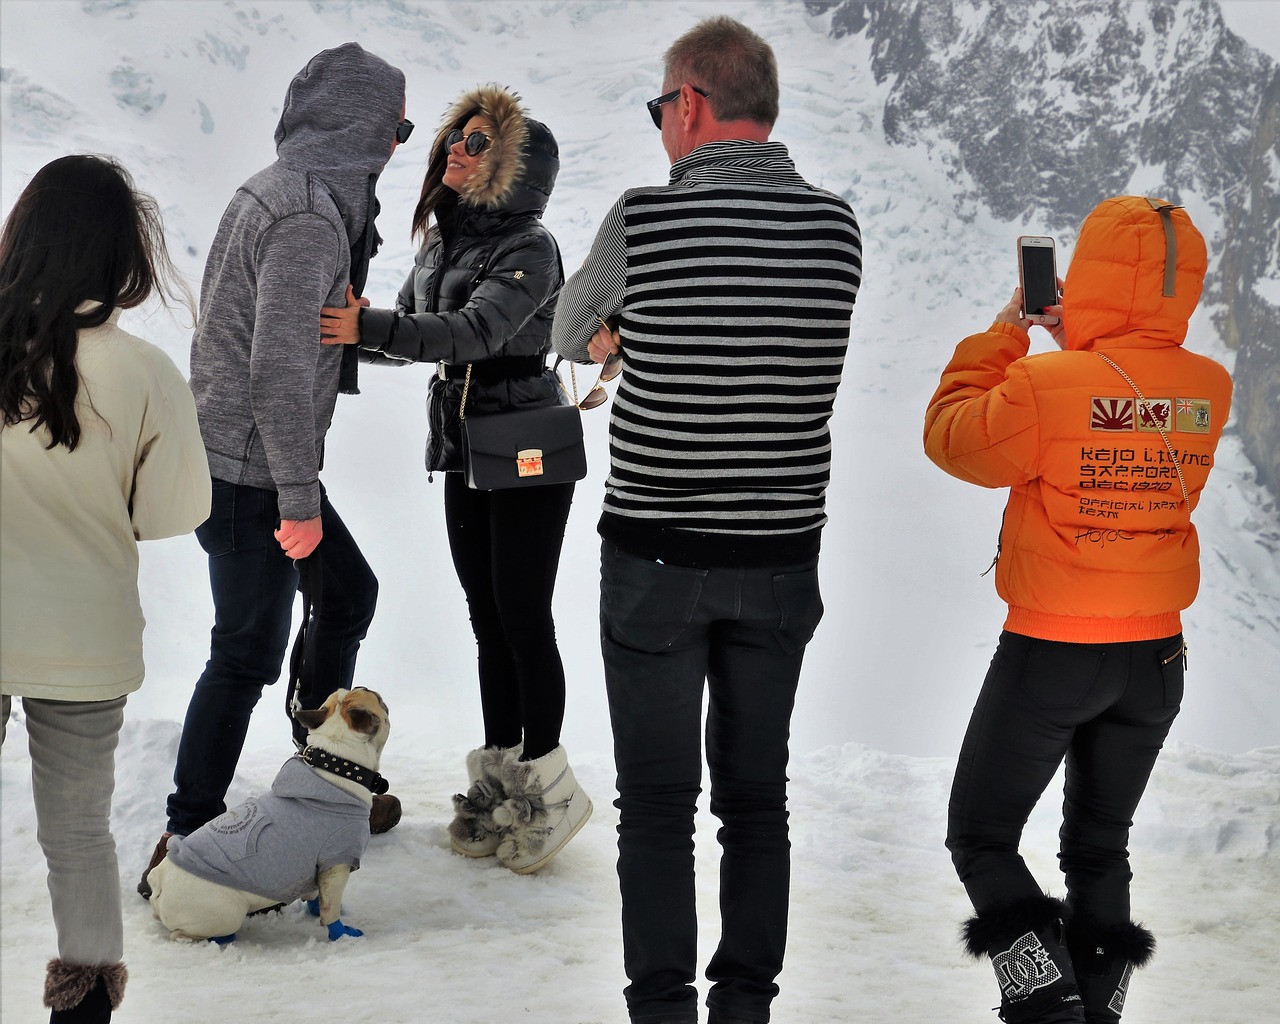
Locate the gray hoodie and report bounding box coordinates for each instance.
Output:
[188,43,405,520]
[166,757,371,904]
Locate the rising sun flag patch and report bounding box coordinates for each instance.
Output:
[1091,397,1134,431]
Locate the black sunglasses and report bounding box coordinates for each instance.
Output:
[445,128,490,156]
[646,85,709,129]
[396,118,414,144]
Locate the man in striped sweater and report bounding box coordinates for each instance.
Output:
[552,17,862,1024]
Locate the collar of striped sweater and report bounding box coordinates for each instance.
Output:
[668,139,798,185]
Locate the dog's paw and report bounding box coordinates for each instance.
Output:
[326,920,363,941]
[305,898,320,918]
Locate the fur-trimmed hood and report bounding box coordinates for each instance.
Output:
[432,84,558,214]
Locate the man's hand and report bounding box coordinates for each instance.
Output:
[588,317,622,365]
[275,516,322,559]
[320,285,370,346]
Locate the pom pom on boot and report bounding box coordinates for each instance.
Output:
[448,744,520,857]
[492,744,592,874]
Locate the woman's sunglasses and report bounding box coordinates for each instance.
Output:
[445,128,490,156]
[396,119,415,144]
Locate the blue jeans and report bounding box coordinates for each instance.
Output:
[600,541,824,1024]
[3,694,126,966]
[947,631,1184,926]
[166,480,377,835]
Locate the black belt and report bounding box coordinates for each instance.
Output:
[437,355,547,382]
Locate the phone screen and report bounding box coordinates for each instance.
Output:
[1021,244,1057,316]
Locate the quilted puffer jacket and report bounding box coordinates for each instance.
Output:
[358,85,566,472]
[923,196,1233,643]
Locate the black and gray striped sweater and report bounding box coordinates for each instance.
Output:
[552,140,862,567]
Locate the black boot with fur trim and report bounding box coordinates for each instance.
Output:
[1065,920,1155,1023]
[961,895,1085,1024]
[45,960,126,1023]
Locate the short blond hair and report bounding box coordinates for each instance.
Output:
[663,16,779,128]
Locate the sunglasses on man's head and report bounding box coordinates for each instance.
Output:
[445,128,490,156]
[646,85,709,129]
[396,119,414,144]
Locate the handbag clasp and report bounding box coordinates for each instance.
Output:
[516,449,544,477]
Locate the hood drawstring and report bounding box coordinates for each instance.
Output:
[339,173,382,396]
[1145,197,1181,298]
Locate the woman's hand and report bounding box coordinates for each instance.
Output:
[320,285,370,346]
[994,288,1033,333]
[995,285,1067,348]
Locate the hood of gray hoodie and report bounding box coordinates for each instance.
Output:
[274,42,406,247]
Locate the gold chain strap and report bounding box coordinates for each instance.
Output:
[1095,352,1190,512]
[461,359,573,419]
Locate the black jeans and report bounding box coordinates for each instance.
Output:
[444,474,574,761]
[947,631,1185,926]
[600,541,824,1024]
[167,480,377,835]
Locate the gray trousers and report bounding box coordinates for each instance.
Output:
[2,694,126,965]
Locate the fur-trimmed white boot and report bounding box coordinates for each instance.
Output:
[448,745,520,857]
[492,745,592,874]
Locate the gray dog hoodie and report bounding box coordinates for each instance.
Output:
[166,757,371,904]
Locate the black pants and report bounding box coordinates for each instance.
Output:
[443,473,574,761]
[947,630,1185,926]
[600,541,824,1024]
[169,481,377,835]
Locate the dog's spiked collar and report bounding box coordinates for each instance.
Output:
[301,746,389,795]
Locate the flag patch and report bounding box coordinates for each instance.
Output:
[1136,398,1173,433]
[1175,397,1212,433]
[1090,398,1134,431]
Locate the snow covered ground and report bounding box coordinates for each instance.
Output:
[2,2,1278,1022]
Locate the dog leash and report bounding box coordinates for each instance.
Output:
[285,550,322,750]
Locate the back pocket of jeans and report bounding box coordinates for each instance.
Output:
[1026,640,1107,709]
[601,546,706,652]
[772,568,824,654]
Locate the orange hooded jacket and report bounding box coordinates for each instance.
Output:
[924,196,1233,643]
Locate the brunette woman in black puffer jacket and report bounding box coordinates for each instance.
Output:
[321,85,592,874]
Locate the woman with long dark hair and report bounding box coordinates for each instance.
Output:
[320,85,592,874]
[0,154,210,1023]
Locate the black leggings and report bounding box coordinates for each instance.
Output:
[443,473,574,761]
[946,630,1184,926]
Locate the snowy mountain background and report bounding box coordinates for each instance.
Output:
[2,2,1277,1022]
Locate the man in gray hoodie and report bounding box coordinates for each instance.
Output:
[141,43,410,893]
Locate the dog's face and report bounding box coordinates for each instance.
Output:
[294,687,390,757]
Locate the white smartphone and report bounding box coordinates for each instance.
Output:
[1017,235,1060,325]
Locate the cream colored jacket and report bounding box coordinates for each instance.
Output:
[1,308,211,701]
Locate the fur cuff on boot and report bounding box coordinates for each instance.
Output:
[448,746,516,856]
[1066,920,1156,973]
[44,960,127,1011]
[961,894,1071,959]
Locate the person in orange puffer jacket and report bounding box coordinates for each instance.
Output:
[923,196,1232,1024]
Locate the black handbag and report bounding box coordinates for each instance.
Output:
[459,362,588,490]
